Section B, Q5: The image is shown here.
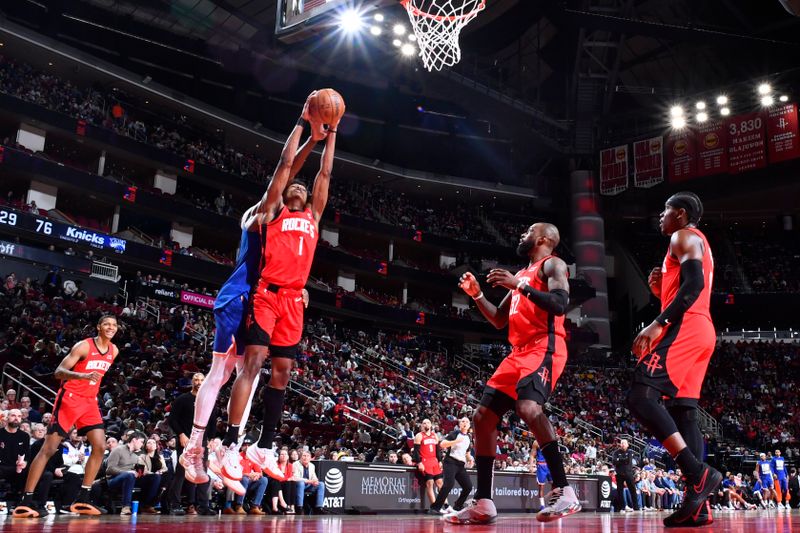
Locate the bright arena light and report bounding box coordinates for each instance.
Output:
[393,24,407,36]
[695,101,706,110]
[670,105,684,118]
[720,107,731,116]
[400,43,416,56]
[761,95,774,106]
[716,95,728,105]
[374,13,384,22]
[370,25,382,36]
[339,9,364,34]
[392,38,402,47]
[408,34,417,42]
[758,83,772,95]
[696,111,708,123]
[780,95,789,102]
[671,116,686,129]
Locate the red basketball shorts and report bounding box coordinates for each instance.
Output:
[633,313,716,400]
[50,389,104,437]
[482,334,568,412]
[421,457,443,479]
[246,281,304,354]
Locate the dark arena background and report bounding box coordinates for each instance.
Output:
[0,0,799,531]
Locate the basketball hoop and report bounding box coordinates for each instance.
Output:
[400,0,486,72]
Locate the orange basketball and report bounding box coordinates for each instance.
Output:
[308,88,345,125]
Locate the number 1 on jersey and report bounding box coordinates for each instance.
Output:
[298,236,304,256]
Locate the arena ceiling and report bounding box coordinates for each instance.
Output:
[3,0,800,155]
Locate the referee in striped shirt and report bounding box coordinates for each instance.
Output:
[430,417,473,514]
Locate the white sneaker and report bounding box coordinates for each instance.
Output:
[625,506,633,512]
[778,503,785,509]
[218,443,246,496]
[246,444,284,480]
[442,499,497,525]
[536,486,582,523]
[180,447,209,484]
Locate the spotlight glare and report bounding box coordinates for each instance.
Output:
[400,43,416,56]
[370,25,382,36]
[670,105,684,118]
[696,111,708,123]
[392,39,402,47]
[720,107,730,116]
[695,101,706,110]
[408,33,417,42]
[393,24,407,35]
[374,13,384,22]
[716,95,728,105]
[758,83,772,95]
[761,95,774,106]
[779,95,789,102]
[671,116,686,129]
[339,9,364,34]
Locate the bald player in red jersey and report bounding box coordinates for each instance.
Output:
[414,419,443,508]
[630,192,721,528]
[445,223,580,525]
[13,315,119,518]
[220,92,338,478]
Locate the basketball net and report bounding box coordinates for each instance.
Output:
[400,0,486,72]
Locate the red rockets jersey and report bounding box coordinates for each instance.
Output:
[508,256,567,347]
[260,206,319,290]
[63,337,115,397]
[418,431,439,460]
[660,227,713,320]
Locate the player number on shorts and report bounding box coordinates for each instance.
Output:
[298,236,303,256]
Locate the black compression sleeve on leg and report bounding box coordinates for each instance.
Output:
[668,405,704,460]
[655,259,704,326]
[540,441,569,488]
[626,384,680,442]
[257,386,286,448]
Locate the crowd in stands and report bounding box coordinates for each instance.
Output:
[702,340,800,449]
[2,274,799,516]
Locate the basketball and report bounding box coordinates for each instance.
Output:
[308,88,345,125]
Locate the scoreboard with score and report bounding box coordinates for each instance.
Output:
[0,207,126,253]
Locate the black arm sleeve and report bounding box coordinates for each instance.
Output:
[412,444,421,463]
[655,259,704,326]
[518,287,569,315]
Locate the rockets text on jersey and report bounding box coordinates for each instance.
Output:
[260,206,319,290]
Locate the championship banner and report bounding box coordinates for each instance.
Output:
[727,111,767,174]
[696,120,729,176]
[766,103,800,164]
[667,130,696,182]
[599,144,629,195]
[633,136,663,188]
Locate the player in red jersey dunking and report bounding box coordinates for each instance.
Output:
[414,419,443,509]
[218,92,339,480]
[12,315,119,518]
[630,192,721,528]
[445,223,580,525]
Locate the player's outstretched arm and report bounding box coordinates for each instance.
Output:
[310,124,337,223]
[255,94,315,220]
[459,271,511,329]
[54,340,95,381]
[289,136,318,182]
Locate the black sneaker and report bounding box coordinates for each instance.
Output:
[70,494,108,516]
[12,495,48,518]
[664,464,721,528]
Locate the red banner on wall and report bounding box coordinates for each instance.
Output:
[727,111,767,174]
[667,130,696,182]
[599,144,629,195]
[633,136,663,188]
[695,120,729,176]
[766,103,800,164]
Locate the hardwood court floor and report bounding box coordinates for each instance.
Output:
[2,509,798,532]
